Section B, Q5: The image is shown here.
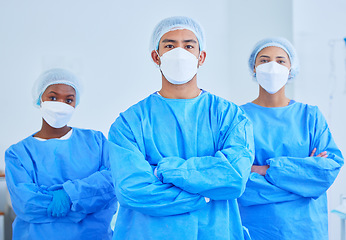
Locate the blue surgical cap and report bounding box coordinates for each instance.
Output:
[150,16,206,52]
[248,37,299,81]
[32,68,81,107]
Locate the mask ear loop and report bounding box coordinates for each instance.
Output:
[39,94,44,107]
[197,50,204,68]
[155,50,160,57]
[155,50,161,67]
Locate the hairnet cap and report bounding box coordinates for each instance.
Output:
[248,37,299,81]
[32,68,81,108]
[150,16,206,52]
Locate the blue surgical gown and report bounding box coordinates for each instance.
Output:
[108,92,254,240]
[238,102,344,240]
[5,128,118,240]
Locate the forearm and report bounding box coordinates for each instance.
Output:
[156,147,253,200]
[115,178,207,217]
[63,170,116,214]
[265,156,342,198]
[238,172,302,207]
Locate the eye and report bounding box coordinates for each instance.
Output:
[49,96,57,101]
[260,59,269,63]
[278,60,286,64]
[164,44,174,49]
[66,99,74,104]
[185,45,194,49]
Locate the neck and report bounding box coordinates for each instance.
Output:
[34,120,71,139]
[159,75,201,99]
[252,86,290,107]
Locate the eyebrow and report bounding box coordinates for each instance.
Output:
[183,39,197,43]
[48,91,75,97]
[259,55,287,59]
[161,39,197,44]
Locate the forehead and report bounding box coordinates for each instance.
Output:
[160,29,198,43]
[44,84,76,94]
[257,46,289,58]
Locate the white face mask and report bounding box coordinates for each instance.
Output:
[158,47,199,85]
[40,101,75,128]
[255,61,290,94]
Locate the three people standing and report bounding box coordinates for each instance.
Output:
[4,17,344,240]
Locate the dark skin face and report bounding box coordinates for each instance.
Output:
[34,84,76,139]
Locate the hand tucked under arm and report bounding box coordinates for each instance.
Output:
[47,189,71,217]
[251,146,328,177]
[310,148,328,158]
[251,165,269,176]
[238,172,302,207]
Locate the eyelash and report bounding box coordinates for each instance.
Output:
[260,59,286,64]
[164,44,194,49]
[48,96,73,104]
[164,44,174,48]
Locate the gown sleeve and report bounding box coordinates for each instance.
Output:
[5,147,85,223]
[156,107,255,200]
[238,172,302,207]
[108,115,208,217]
[264,107,344,198]
[63,133,117,214]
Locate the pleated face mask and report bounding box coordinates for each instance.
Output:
[40,101,75,128]
[256,61,290,94]
[158,47,199,85]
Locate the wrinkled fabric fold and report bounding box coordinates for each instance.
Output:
[109,92,254,240]
[5,128,117,240]
[239,102,343,240]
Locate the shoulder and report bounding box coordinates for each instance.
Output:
[120,95,156,118]
[111,94,158,127]
[205,92,249,125]
[6,134,34,151]
[287,102,327,129]
[71,127,107,143]
[292,102,322,117]
[240,102,254,111]
[5,135,34,161]
[205,92,239,112]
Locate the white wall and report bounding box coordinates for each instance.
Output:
[0,0,292,170]
[293,1,346,239]
[2,1,345,239]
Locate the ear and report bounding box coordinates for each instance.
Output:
[198,51,207,67]
[151,50,160,66]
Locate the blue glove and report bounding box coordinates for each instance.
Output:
[47,189,72,217]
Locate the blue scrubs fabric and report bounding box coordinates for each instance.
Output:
[108,92,254,240]
[238,102,344,240]
[5,128,117,240]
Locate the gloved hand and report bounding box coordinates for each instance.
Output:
[47,189,72,217]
